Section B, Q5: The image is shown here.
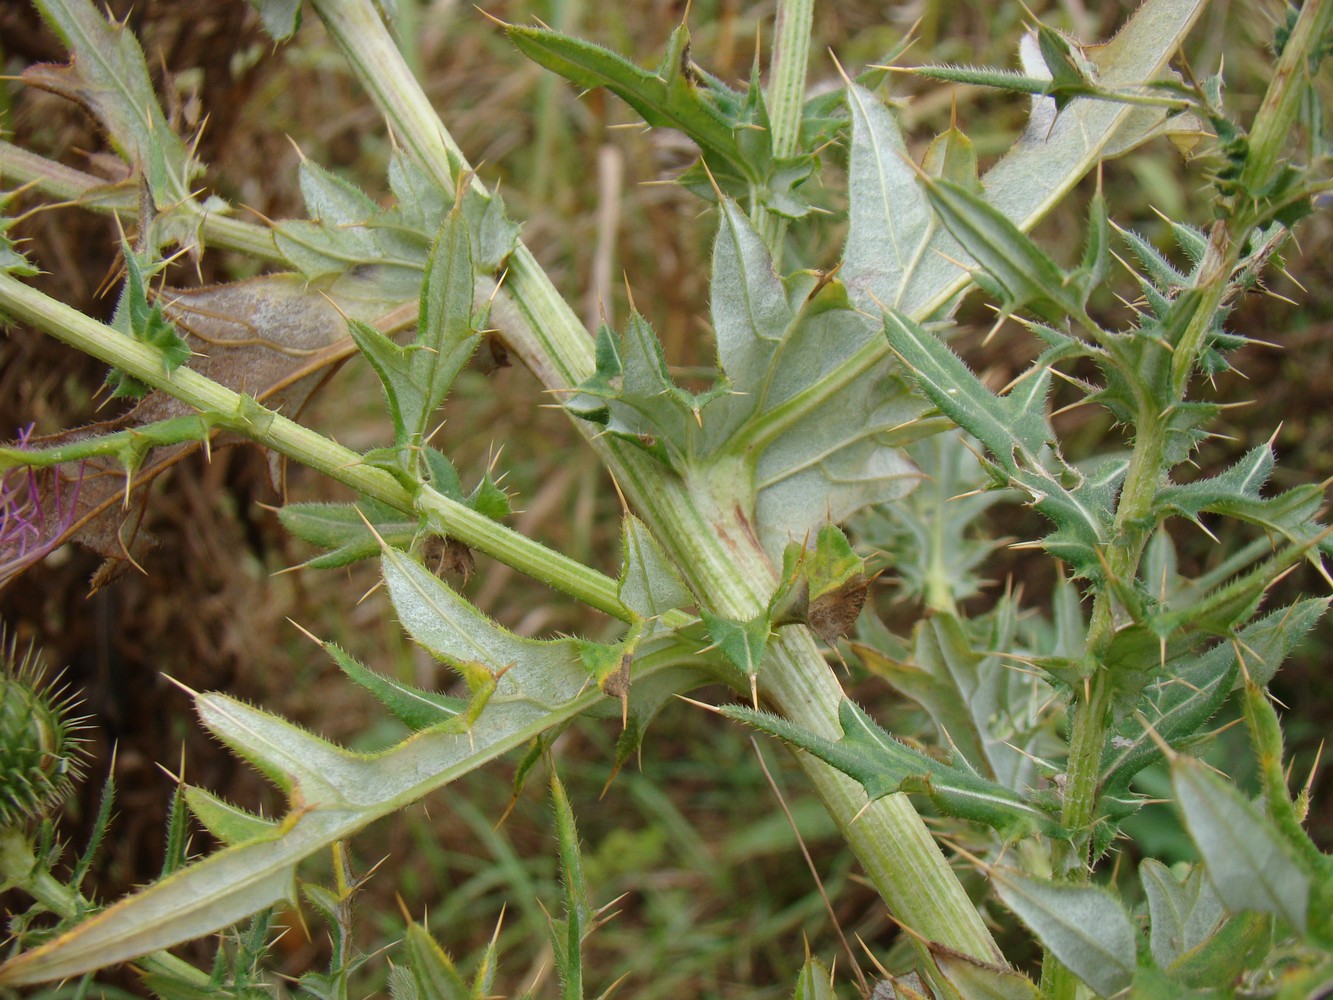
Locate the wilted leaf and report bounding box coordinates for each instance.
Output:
[930,941,1041,999]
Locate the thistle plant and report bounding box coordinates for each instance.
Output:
[0,0,1331,996]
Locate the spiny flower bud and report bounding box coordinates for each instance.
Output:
[0,631,87,828]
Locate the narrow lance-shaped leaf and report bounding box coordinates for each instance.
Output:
[883,310,1050,468]
[792,957,836,1000]
[324,642,462,731]
[349,206,479,470]
[919,174,1090,322]
[550,770,589,999]
[504,23,749,183]
[1099,599,1327,795]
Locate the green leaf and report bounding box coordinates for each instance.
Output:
[249,0,302,41]
[840,83,932,311]
[29,0,206,253]
[1171,754,1311,932]
[0,624,705,986]
[382,546,587,692]
[1140,859,1225,969]
[791,957,835,1000]
[1099,599,1327,796]
[324,642,462,731]
[182,785,279,847]
[278,499,418,568]
[403,918,472,1000]
[549,770,588,1000]
[712,203,920,556]
[563,313,707,466]
[722,699,1066,840]
[105,244,193,399]
[701,611,771,681]
[342,206,484,472]
[859,610,1048,791]
[929,943,1041,1000]
[991,872,1136,998]
[617,515,693,619]
[886,0,1208,321]
[919,174,1090,322]
[413,209,481,435]
[505,23,748,184]
[883,310,1052,470]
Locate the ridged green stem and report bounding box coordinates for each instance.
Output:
[0,273,625,622]
[308,0,1002,962]
[756,0,814,258]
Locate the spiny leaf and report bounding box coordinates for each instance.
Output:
[324,642,462,731]
[618,515,693,619]
[105,244,192,399]
[278,499,418,569]
[181,785,279,847]
[1098,600,1326,799]
[28,0,206,254]
[403,918,472,1000]
[929,942,1041,1000]
[249,0,302,41]
[348,203,479,472]
[919,174,1091,322]
[722,699,1066,840]
[506,23,747,182]
[840,82,932,310]
[550,769,589,1000]
[1172,754,1311,932]
[1140,859,1225,969]
[792,956,836,1000]
[991,872,1136,998]
[701,611,771,680]
[883,310,1052,469]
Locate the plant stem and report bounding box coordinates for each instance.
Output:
[308,0,1001,962]
[1238,0,1333,201]
[757,0,814,259]
[0,273,628,622]
[0,141,284,264]
[0,250,991,965]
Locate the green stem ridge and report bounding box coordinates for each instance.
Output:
[305,0,1003,962]
[0,273,626,622]
[0,1,997,962]
[756,0,814,257]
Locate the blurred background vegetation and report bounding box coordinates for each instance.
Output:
[0,0,1330,995]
